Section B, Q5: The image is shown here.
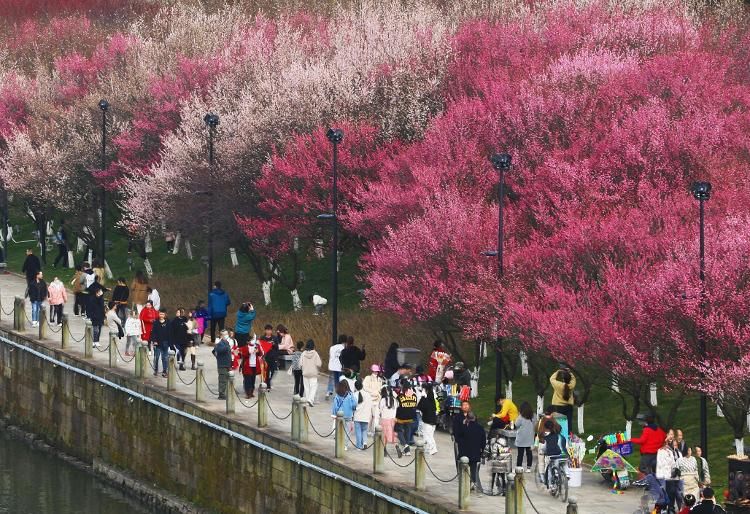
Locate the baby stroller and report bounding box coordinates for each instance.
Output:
[483,431,513,496]
[436,383,462,433]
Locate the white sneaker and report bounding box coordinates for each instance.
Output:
[526,467,532,473]
[93,342,101,348]
[32,321,38,327]
[429,449,438,456]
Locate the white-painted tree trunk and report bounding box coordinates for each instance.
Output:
[230,248,239,267]
[143,258,153,277]
[747,413,750,431]
[104,260,113,279]
[520,351,529,376]
[650,383,658,406]
[67,251,75,268]
[185,240,193,260]
[144,234,152,253]
[77,237,85,253]
[26,207,36,221]
[735,438,745,458]
[537,395,544,416]
[172,232,181,254]
[611,376,619,393]
[481,341,487,359]
[291,289,302,311]
[46,220,53,236]
[717,404,724,418]
[262,281,272,306]
[625,420,633,440]
[314,239,324,259]
[87,249,93,264]
[577,404,584,434]
[470,368,479,399]
[337,250,342,272]
[293,237,299,251]
[506,381,512,400]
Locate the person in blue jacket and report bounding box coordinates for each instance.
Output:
[234,302,256,347]
[208,281,231,342]
[331,380,358,450]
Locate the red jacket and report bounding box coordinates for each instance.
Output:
[238,343,264,375]
[630,425,666,455]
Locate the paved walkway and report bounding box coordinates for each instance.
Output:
[0,272,644,513]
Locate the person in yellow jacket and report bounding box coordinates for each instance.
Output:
[550,368,576,434]
[489,394,519,431]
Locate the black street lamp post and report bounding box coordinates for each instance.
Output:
[203,113,219,303]
[691,180,711,458]
[99,99,109,265]
[320,128,343,349]
[486,152,512,400]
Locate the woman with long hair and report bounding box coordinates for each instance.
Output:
[550,368,576,434]
[383,342,400,379]
[130,270,149,313]
[515,401,536,471]
[379,386,398,453]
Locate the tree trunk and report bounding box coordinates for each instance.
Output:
[262,282,272,306]
[290,289,302,311]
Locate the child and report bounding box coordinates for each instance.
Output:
[124,309,141,356]
[291,341,305,397]
[353,380,373,450]
[331,381,357,450]
[186,311,199,370]
[227,329,240,371]
[379,386,398,453]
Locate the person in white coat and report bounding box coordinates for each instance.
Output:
[326,334,346,399]
[353,380,373,450]
[124,309,141,356]
[300,340,323,406]
[362,364,385,436]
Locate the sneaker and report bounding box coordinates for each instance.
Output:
[161,372,167,378]
[526,467,532,473]
[218,395,226,400]
[31,321,38,327]
[93,342,101,348]
[404,446,411,456]
[429,449,438,456]
[395,446,403,458]
[57,323,62,327]
[153,372,158,377]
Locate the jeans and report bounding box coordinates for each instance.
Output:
[31,301,42,322]
[303,377,318,405]
[355,421,369,449]
[293,369,304,396]
[396,421,415,447]
[243,372,257,395]
[218,367,229,398]
[92,324,103,343]
[517,447,533,467]
[327,371,342,394]
[153,345,168,373]
[210,317,225,342]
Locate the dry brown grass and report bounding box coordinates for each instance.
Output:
[152,267,435,370]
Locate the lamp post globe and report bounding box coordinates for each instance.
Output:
[98,99,109,111]
[691,181,711,201]
[491,153,512,171]
[326,128,344,144]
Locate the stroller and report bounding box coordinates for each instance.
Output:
[483,431,513,496]
[436,384,462,433]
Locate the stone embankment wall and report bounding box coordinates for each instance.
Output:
[0,330,451,514]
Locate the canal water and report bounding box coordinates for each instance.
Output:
[0,430,151,514]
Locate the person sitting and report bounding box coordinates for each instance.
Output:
[691,487,726,514]
[489,394,519,432]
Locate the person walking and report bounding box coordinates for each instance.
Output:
[22,248,42,287]
[353,380,373,450]
[630,415,666,477]
[514,401,536,472]
[331,381,357,451]
[383,342,400,379]
[291,341,305,397]
[52,221,68,268]
[550,367,576,433]
[276,325,294,354]
[46,276,67,325]
[79,262,96,320]
[111,277,129,324]
[695,446,711,492]
[92,259,106,286]
[326,335,346,399]
[455,412,487,493]
[208,281,231,342]
[28,271,48,328]
[234,302,256,347]
[238,335,264,399]
[147,286,161,311]
[185,311,199,369]
[139,300,158,351]
[124,309,141,356]
[300,340,322,406]
[88,288,105,348]
[193,300,209,344]
[363,365,385,435]
[149,309,171,377]
[130,271,149,313]
[171,308,189,371]
[106,301,124,351]
[71,265,86,317]
[677,448,701,498]
[339,335,366,375]
[417,382,438,455]
[394,378,418,457]
[379,386,398,454]
[212,329,232,399]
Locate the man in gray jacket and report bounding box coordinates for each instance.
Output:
[212,330,232,399]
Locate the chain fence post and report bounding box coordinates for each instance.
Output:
[299,402,309,443]
[415,442,426,491]
[109,333,117,368]
[226,372,236,414]
[458,456,470,510]
[167,351,176,391]
[0,289,3,322]
[258,383,268,427]
[14,296,23,332]
[84,320,93,358]
[335,410,345,458]
[373,425,384,474]
[196,362,205,402]
[291,394,301,442]
[514,469,526,513]
[137,345,147,378]
[38,308,47,339]
[567,497,578,514]
[61,314,70,349]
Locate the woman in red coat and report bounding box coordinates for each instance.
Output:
[139,300,159,349]
[427,340,452,382]
[238,337,264,399]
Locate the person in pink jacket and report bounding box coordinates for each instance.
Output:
[47,276,68,326]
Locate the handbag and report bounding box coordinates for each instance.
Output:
[115,321,124,338]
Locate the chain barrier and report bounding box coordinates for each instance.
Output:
[304,411,336,438]
[202,373,219,397]
[423,455,458,483]
[266,400,293,420]
[45,319,63,333]
[233,387,258,409]
[174,366,196,386]
[114,342,136,363]
[343,423,375,450]
[66,324,86,343]
[93,341,110,352]
[384,447,416,468]
[520,478,542,514]
[1,303,14,316]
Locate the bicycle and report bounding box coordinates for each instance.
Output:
[537,454,569,503]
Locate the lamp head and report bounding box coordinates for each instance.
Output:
[98,99,109,111]
[490,153,512,171]
[326,128,344,144]
[204,113,220,128]
[691,181,712,201]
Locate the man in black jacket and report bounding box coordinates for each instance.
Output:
[22,249,41,286]
[339,335,366,374]
[149,309,171,378]
[27,271,47,328]
[691,488,727,514]
[454,412,486,493]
